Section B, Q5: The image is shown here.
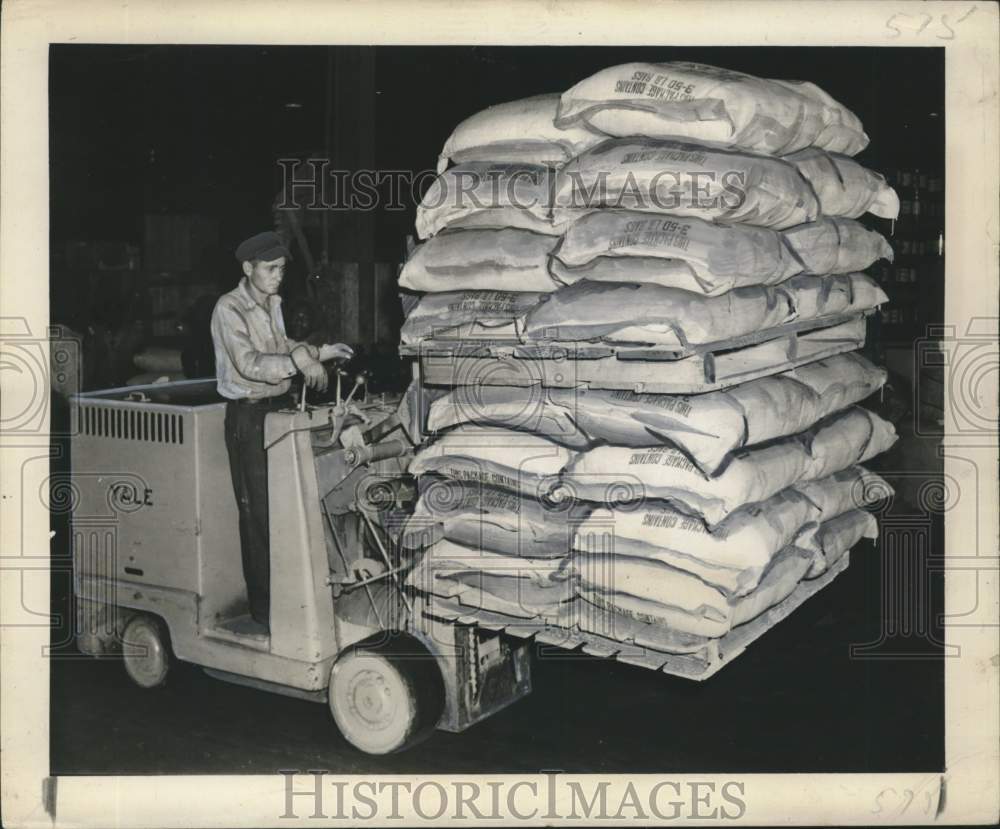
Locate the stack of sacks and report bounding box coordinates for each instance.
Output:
[404,537,575,620]
[561,400,896,643]
[401,210,892,351]
[567,438,895,641]
[402,61,898,643]
[414,353,895,637]
[403,428,582,619]
[572,466,891,640]
[398,214,892,344]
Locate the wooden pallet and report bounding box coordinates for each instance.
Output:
[401,313,869,394]
[413,554,850,681]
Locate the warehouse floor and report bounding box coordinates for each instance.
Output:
[50,535,944,776]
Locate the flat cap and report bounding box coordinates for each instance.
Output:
[235,231,292,263]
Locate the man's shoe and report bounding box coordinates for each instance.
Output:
[245,618,269,638]
[225,614,269,639]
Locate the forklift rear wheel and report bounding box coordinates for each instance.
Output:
[328,638,444,754]
[122,615,172,689]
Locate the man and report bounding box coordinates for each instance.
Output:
[210,231,352,633]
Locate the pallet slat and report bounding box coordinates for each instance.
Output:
[580,642,621,659]
[404,313,869,394]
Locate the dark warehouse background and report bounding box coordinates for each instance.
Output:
[48,45,946,776]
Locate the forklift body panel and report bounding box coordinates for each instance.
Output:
[70,378,533,739]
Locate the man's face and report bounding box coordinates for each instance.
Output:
[245,256,286,296]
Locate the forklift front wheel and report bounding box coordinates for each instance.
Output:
[328,639,444,754]
[122,615,172,689]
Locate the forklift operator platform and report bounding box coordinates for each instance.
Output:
[70,377,532,755]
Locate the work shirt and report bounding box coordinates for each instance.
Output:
[210,277,311,400]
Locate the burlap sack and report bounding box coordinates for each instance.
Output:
[520,279,794,346]
[551,210,801,295]
[401,477,590,558]
[405,539,575,618]
[572,464,888,594]
[552,138,821,229]
[784,217,894,274]
[786,148,900,219]
[781,272,889,321]
[563,406,898,525]
[399,290,543,344]
[415,163,555,239]
[426,384,595,449]
[438,93,607,172]
[408,425,573,498]
[575,545,815,639]
[796,465,892,523]
[572,486,818,595]
[518,273,886,346]
[806,509,878,577]
[399,227,560,293]
[555,62,867,156]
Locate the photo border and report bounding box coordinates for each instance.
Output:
[2,0,997,825]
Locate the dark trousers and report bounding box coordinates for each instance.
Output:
[224,397,286,625]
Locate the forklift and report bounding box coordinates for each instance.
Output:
[69,373,531,755]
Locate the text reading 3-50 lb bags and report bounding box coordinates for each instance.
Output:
[555,62,868,156]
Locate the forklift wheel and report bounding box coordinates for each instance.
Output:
[328,638,445,755]
[122,615,172,689]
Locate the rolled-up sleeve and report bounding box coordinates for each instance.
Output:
[276,307,319,361]
[285,338,319,361]
[211,300,296,385]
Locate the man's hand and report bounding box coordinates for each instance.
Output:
[291,346,329,392]
[318,342,354,363]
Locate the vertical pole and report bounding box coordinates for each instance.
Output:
[357,48,376,344]
[322,46,334,268]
